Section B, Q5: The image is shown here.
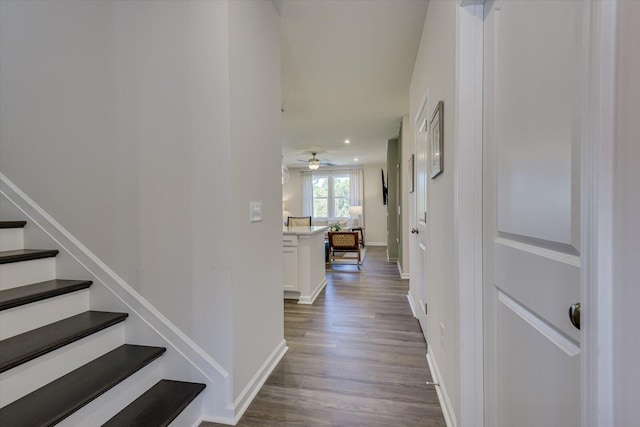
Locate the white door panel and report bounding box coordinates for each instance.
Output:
[497,298,580,426]
[484,1,584,425]
[494,0,579,245]
[495,241,580,342]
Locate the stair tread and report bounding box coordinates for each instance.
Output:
[0,221,27,229]
[0,279,93,311]
[103,380,206,427]
[0,249,59,264]
[0,310,128,372]
[0,344,166,427]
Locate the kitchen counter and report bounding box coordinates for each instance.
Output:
[282,226,327,304]
[282,226,327,235]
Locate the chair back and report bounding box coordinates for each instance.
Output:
[287,216,311,227]
[328,232,359,250]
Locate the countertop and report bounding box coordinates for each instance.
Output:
[283,226,327,236]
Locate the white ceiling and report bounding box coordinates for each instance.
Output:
[276,0,429,168]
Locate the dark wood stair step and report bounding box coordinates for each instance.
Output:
[0,279,93,311]
[0,249,59,265]
[0,310,128,372]
[0,344,166,427]
[0,221,27,229]
[103,380,206,427]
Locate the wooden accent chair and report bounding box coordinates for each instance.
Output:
[328,231,361,269]
[287,216,311,227]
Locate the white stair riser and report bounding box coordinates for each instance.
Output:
[57,357,164,427]
[0,229,24,251]
[0,258,56,290]
[0,289,90,340]
[0,324,125,407]
[170,392,204,427]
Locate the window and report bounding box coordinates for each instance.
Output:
[312,174,350,219]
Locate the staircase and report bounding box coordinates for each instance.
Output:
[0,220,205,426]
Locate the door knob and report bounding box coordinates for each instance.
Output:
[569,303,580,330]
[411,228,419,234]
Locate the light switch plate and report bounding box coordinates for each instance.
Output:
[250,201,263,223]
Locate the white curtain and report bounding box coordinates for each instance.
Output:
[349,169,363,226]
[301,171,313,217]
[349,169,363,206]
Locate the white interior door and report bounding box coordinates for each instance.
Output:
[483,1,584,425]
[415,99,429,322]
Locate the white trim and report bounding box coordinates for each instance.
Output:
[455,2,484,426]
[0,173,233,419]
[386,250,398,263]
[297,277,327,305]
[414,89,431,126]
[299,165,363,174]
[498,291,580,357]
[397,261,410,279]
[494,237,580,268]
[364,242,386,247]
[581,1,617,426]
[407,291,417,318]
[460,0,484,6]
[194,413,235,426]
[228,339,288,425]
[427,350,456,427]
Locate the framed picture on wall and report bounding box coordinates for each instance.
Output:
[408,154,415,193]
[429,100,444,179]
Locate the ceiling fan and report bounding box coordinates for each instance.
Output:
[297,152,337,170]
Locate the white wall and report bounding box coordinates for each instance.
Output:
[0,0,283,408]
[0,0,235,368]
[282,168,303,220]
[614,1,640,424]
[408,0,459,419]
[282,165,387,245]
[228,0,283,399]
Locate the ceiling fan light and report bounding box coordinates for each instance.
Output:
[308,158,320,170]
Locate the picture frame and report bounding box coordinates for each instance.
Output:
[408,154,415,193]
[429,100,444,179]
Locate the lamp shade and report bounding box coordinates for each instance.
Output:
[349,205,363,216]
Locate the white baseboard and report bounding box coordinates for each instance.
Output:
[298,277,327,305]
[397,261,410,279]
[227,339,288,425]
[427,350,457,427]
[365,242,387,247]
[407,291,417,318]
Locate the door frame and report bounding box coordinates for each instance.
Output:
[579,2,617,426]
[457,0,618,426]
[455,2,484,426]
[413,88,430,321]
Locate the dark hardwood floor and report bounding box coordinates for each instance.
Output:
[202,247,445,426]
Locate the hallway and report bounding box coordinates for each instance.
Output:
[203,246,445,426]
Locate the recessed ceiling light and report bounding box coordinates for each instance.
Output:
[354,158,359,162]
[344,139,350,144]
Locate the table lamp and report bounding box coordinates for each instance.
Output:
[348,205,363,228]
